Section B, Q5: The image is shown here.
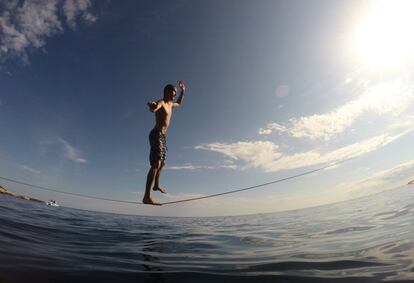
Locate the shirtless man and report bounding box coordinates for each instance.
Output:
[143,81,186,205]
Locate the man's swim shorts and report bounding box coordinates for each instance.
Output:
[149,128,167,166]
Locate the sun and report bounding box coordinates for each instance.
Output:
[355,0,414,70]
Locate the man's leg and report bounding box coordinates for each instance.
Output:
[143,161,162,205]
[153,160,166,193]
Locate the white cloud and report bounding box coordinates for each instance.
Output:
[258,128,272,135]
[287,100,364,140]
[196,129,412,173]
[262,79,414,140]
[166,164,238,171]
[334,159,414,198]
[57,138,87,164]
[63,0,96,28]
[258,122,287,135]
[0,0,96,60]
[20,164,41,174]
[196,141,282,171]
[167,165,199,170]
[0,0,61,60]
[280,131,409,170]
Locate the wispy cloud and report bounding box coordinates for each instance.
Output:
[63,0,96,28]
[166,165,199,170]
[57,138,87,164]
[334,159,414,198]
[261,79,414,140]
[20,164,41,174]
[258,122,286,135]
[166,164,238,171]
[196,129,412,173]
[258,128,272,135]
[0,0,96,61]
[196,141,282,171]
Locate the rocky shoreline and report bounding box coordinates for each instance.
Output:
[0,184,44,203]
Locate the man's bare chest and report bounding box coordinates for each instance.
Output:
[157,104,172,118]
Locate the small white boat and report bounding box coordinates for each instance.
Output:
[46,200,59,207]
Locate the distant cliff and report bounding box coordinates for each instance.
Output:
[0,185,44,203]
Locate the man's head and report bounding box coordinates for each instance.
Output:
[163,84,177,101]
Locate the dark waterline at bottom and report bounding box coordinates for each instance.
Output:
[1,270,407,283]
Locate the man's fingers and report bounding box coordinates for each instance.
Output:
[179,80,185,92]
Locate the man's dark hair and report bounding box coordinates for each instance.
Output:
[164,84,175,99]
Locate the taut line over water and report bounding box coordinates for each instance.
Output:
[0,157,355,206]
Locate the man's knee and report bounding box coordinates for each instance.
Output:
[151,160,162,170]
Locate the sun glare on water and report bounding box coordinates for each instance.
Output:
[355,0,414,70]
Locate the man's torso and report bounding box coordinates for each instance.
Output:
[154,100,173,134]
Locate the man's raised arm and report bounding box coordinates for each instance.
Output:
[173,81,186,108]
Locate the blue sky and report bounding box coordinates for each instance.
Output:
[1,0,414,216]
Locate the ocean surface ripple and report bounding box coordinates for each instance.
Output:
[1,186,414,282]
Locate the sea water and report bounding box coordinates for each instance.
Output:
[0,186,413,282]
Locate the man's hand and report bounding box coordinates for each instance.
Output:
[147,101,157,112]
[173,81,186,108]
[179,80,186,94]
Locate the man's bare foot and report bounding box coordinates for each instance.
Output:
[142,196,162,206]
[152,187,167,194]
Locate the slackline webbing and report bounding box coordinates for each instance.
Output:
[0,157,354,206]
[0,176,141,204]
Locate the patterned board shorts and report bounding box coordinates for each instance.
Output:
[149,128,167,166]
